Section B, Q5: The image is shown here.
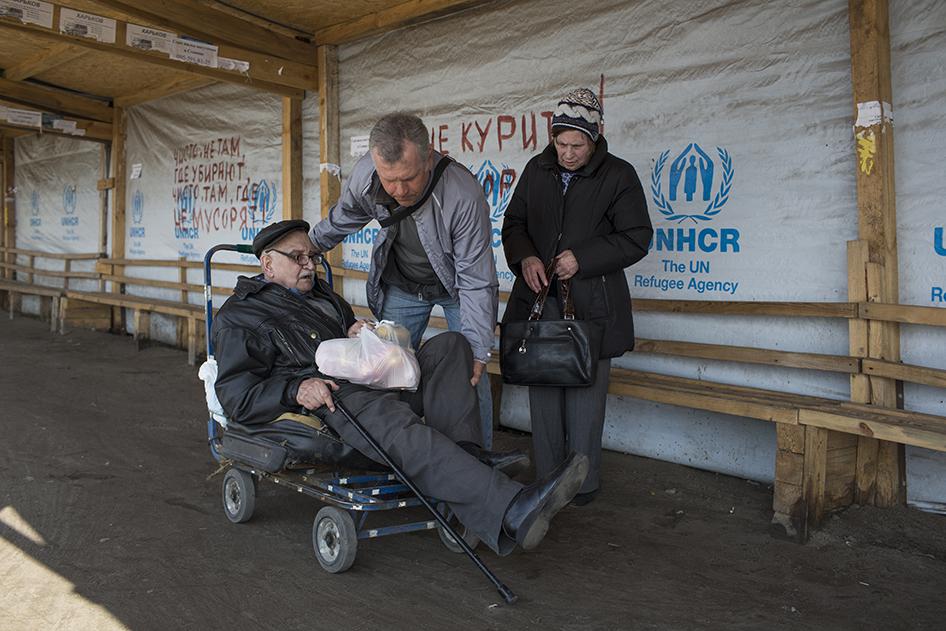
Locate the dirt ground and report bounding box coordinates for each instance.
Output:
[2,316,945,631]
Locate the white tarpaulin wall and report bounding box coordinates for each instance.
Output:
[124,82,283,264]
[13,134,101,313]
[890,1,946,513]
[336,0,859,483]
[122,83,322,340]
[14,134,100,253]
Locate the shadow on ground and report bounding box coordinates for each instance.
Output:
[1,317,945,630]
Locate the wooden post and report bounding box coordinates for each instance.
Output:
[318,45,343,292]
[110,106,127,332]
[282,96,303,221]
[848,0,904,507]
[99,144,109,255]
[848,240,878,504]
[2,136,15,282]
[176,256,187,348]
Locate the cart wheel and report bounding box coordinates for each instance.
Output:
[312,506,358,573]
[222,468,256,523]
[436,502,480,554]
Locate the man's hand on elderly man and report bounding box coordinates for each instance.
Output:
[471,360,486,387]
[297,377,339,413]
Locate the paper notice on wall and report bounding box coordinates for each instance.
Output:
[350,135,369,157]
[0,0,54,28]
[855,100,894,129]
[6,107,42,128]
[217,57,250,73]
[52,118,78,133]
[59,8,116,44]
[130,163,142,179]
[170,38,218,68]
[127,23,175,54]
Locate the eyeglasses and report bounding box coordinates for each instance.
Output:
[268,248,324,266]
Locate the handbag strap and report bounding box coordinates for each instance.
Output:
[527,259,557,321]
[527,232,571,321]
[560,279,576,320]
[377,156,453,228]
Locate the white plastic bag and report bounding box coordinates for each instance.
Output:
[198,357,229,427]
[315,322,420,390]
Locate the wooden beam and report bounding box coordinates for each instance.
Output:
[848,240,877,504]
[802,426,828,531]
[114,75,215,108]
[109,105,126,330]
[87,0,316,63]
[0,98,111,141]
[849,0,903,508]
[315,0,483,45]
[634,299,858,319]
[318,46,343,280]
[0,7,314,96]
[192,0,311,39]
[3,42,89,81]
[859,302,946,327]
[2,136,15,281]
[634,338,859,374]
[281,96,302,220]
[0,77,113,122]
[862,359,946,390]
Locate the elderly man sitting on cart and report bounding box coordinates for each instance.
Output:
[212,219,589,555]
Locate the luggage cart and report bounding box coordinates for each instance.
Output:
[201,244,515,602]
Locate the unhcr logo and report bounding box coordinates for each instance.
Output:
[63,184,77,215]
[650,143,739,254]
[62,185,79,227]
[132,190,144,224]
[470,159,517,251]
[130,190,146,238]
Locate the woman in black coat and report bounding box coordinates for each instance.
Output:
[502,88,653,505]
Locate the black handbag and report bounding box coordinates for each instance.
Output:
[500,262,600,387]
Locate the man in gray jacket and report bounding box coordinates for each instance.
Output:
[310,112,498,447]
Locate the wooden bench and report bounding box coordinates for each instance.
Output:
[60,290,205,365]
[0,279,63,332]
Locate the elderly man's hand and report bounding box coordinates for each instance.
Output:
[296,377,339,413]
[347,319,373,338]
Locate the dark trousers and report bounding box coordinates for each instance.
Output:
[321,332,521,554]
[527,300,612,494]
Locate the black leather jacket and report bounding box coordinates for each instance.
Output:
[212,274,356,425]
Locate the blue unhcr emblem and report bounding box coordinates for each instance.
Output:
[132,190,144,224]
[63,185,77,215]
[651,143,734,223]
[30,190,40,216]
[471,159,516,223]
[250,180,278,227]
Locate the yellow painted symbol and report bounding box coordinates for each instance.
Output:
[856,130,876,175]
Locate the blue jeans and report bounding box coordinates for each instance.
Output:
[380,283,494,449]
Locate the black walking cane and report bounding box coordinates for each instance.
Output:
[333,399,518,605]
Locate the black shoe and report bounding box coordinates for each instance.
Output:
[502,452,589,550]
[571,489,598,507]
[459,443,531,477]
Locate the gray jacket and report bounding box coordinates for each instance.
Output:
[310,151,498,363]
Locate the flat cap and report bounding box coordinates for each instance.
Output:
[252,219,310,258]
